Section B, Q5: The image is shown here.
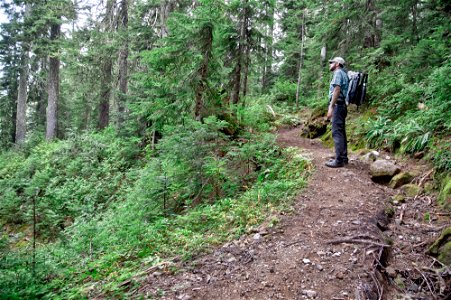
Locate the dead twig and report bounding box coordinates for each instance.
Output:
[369,271,383,300]
[399,204,407,224]
[434,268,446,295]
[354,287,362,300]
[419,169,434,188]
[433,212,451,216]
[421,225,450,233]
[284,240,303,248]
[412,241,427,248]
[421,266,447,295]
[431,257,449,270]
[328,238,390,248]
[415,267,436,298]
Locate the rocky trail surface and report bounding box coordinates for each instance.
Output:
[130,127,450,300]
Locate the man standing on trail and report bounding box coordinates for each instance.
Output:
[326,57,349,168]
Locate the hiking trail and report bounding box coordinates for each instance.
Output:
[131,127,450,300]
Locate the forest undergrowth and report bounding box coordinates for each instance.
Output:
[1,0,450,298]
[0,100,312,299]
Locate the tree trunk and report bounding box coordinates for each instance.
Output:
[98,58,112,129]
[231,0,248,105]
[160,1,175,38]
[262,3,274,93]
[117,0,128,128]
[194,25,213,121]
[241,27,251,99]
[365,0,381,48]
[98,0,115,130]
[15,47,29,144]
[46,23,60,140]
[411,0,418,43]
[295,10,305,110]
[35,58,47,129]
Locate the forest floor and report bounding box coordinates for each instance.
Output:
[131,127,450,300]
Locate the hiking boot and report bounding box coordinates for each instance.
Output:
[325,160,344,168]
[329,158,348,165]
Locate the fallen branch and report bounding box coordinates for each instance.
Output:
[412,241,427,248]
[421,225,450,233]
[369,272,383,300]
[284,240,303,248]
[421,266,448,295]
[418,169,434,188]
[415,267,436,297]
[433,212,451,216]
[327,238,390,248]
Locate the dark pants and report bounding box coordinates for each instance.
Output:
[332,104,348,163]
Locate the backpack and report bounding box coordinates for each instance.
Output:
[346,71,368,106]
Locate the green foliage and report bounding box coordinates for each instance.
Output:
[0,101,311,298]
[431,141,451,173]
[363,60,451,163]
[270,80,297,103]
[1,0,450,298]
[437,176,451,209]
[235,97,277,132]
[0,129,140,239]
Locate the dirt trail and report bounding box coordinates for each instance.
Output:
[134,127,449,300]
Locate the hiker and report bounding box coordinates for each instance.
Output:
[326,57,349,168]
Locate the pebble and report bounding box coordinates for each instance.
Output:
[315,264,324,271]
[349,257,358,264]
[302,290,318,298]
[226,256,237,263]
[386,266,397,278]
[303,258,311,264]
[253,233,262,240]
[407,283,419,292]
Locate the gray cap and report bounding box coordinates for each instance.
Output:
[329,57,346,65]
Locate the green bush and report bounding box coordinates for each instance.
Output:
[0,129,141,240]
[363,61,450,158]
[270,80,297,103]
[0,107,313,298]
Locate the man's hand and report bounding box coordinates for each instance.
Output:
[327,105,333,120]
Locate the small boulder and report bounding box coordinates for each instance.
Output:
[401,184,422,197]
[413,151,424,159]
[301,118,328,139]
[438,176,451,209]
[361,151,380,163]
[427,227,451,265]
[370,160,401,182]
[389,172,414,189]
